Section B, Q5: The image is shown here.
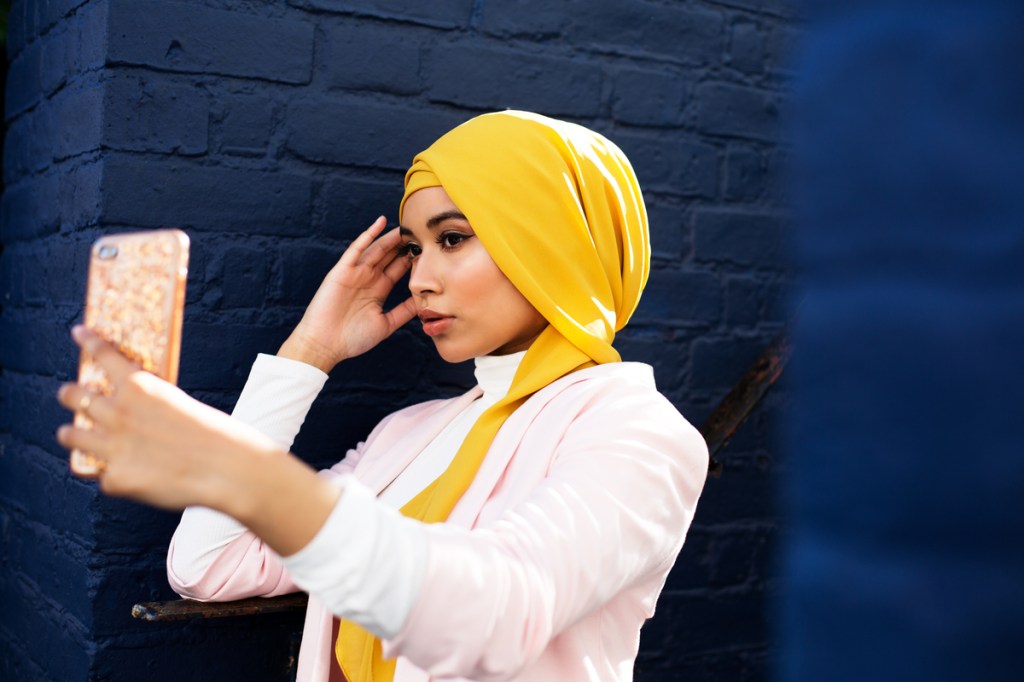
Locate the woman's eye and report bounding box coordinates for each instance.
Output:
[398,243,421,259]
[438,232,468,250]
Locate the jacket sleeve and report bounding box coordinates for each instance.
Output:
[167,353,341,600]
[382,385,709,680]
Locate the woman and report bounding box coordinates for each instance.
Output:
[57,111,708,681]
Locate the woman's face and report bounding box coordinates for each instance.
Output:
[400,186,548,363]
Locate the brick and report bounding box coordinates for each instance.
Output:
[5,0,29,57]
[90,615,306,681]
[695,82,780,141]
[177,322,294,389]
[767,23,801,68]
[92,495,180,555]
[107,0,314,84]
[694,208,785,268]
[277,242,346,307]
[0,173,61,243]
[765,146,791,206]
[319,20,424,95]
[612,68,687,127]
[68,0,109,75]
[326,326,427,392]
[40,24,71,97]
[52,80,103,159]
[319,175,406,239]
[615,133,718,197]
[423,44,604,118]
[615,329,687,391]
[5,38,43,117]
[287,0,473,29]
[37,0,92,34]
[218,246,270,308]
[0,438,95,543]
[58,160,104,230]
[0,374,76,463]
[285,98,462,170]
[730,21,767,75]
[724,144,765,202]
[0,568,93,682]
[644,199,688,263]
[13,241,78,308]
[712,0,795,18]
[478,0,567,38]
[39,231,93,306]
[691,334,768,393]
[642,588,770,659]
[565,2,724,65]
[633,269,722,327]
[666,525,774,591]
[1,514,94,625]
[761,278,790,323]
[102,71,209,155]
[724,275,761,327]
[0,311,79,374]
[216,94,275,157]
[2,106,56,183]
[100,159,313,235]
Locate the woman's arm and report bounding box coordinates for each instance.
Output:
[57,325,341,556]
[167,353,331,594]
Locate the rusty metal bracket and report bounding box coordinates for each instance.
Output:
[699,333,790,478]
[131,593,309,622]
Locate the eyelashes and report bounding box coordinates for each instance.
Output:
[398,231,472,259]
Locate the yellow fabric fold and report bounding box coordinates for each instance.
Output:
[336,110,649,682]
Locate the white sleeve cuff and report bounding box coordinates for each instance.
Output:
[280,475,428,639]
[231,353,329,449]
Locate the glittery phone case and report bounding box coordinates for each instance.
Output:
[71,230,190,476]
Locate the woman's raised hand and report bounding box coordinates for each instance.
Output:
[278,216,417,372]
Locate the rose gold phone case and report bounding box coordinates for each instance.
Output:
[71,229,190,476]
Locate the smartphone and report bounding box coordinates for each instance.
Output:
[71,229,190,476]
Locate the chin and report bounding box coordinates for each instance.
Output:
[432,339,476,364]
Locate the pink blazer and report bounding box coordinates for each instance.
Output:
[167,362,708,682]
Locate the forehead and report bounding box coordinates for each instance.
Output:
[400,187,469,236]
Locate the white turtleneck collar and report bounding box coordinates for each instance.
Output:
[473,350,526,405]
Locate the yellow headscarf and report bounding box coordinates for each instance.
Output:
[336,110,650,681]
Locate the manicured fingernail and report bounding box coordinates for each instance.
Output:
[72,325,86,340]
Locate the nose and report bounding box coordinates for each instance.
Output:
[408,249,442,298]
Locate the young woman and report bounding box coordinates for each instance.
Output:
[57,111,708,682]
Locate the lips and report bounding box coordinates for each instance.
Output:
[418,309,454,337]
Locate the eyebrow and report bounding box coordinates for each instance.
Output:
[399,210,469,236]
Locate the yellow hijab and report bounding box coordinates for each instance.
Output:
[336,110,650,681]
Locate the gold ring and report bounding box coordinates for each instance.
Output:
[78,393,93,414]
[94,458,109,474]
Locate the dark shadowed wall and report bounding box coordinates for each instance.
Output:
[0,1,794,679]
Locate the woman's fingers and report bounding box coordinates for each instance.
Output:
[381,248,412,284]
[384,296,418,333]
[337,216,388,268]
[72,326,139,385]
[359,226,406,270]
[57,382,119,427]
[56,423,110,461]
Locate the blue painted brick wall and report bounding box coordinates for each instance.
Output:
[0,0,795,679]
